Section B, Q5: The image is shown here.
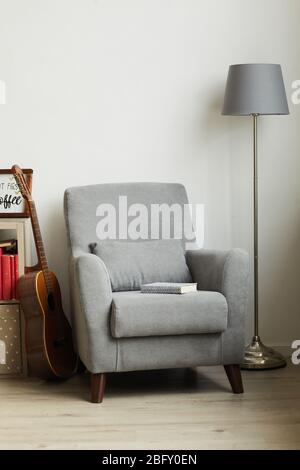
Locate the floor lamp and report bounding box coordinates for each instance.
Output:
[222,64,289,369]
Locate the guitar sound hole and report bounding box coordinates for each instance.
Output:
[47,293,55,310]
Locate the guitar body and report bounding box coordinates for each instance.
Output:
[18,270,78,380]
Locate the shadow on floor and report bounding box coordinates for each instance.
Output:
[44,366,230,402]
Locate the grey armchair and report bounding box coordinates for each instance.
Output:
[64,183,249,403]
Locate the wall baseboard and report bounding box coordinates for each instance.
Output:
[268,344,292,359]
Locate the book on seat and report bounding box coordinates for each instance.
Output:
[141,282,197,294]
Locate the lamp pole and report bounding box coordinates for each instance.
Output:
[241,114,286,369]
[253,113,259,338]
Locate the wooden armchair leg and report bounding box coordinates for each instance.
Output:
[91,373,106,403]
[224,365,244,394]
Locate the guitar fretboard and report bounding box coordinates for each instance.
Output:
[28,200,53,293]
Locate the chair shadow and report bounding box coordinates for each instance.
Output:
[33,367,230,402]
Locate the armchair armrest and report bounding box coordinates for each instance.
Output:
[186,249,249,364]
[69,252,116,373]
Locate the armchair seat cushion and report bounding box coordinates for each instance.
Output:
[111,290,228,339]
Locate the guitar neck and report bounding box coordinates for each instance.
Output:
[27,200,52,291]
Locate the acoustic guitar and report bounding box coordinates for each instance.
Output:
[12,165,78,380]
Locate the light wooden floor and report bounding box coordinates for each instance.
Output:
[0,362,299,450]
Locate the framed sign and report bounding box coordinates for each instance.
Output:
[0,169,33,218]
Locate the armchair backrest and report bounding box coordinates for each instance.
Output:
[64,182,194,256]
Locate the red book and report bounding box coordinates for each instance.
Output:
[0,254,2,300]
[10,256,16,299]
[14,255,19,299]
[1,255,12,300]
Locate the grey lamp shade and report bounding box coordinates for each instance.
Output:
[222,64,289,116]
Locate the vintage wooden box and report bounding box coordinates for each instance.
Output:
[0,301,27,377]
[0,218,30,378]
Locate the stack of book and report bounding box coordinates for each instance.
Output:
[0,240,19,301]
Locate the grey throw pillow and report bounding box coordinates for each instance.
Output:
[92,239,192,292]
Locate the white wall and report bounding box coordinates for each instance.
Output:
[0,0,299,346]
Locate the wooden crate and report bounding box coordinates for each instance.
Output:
[0,301,27,377]
[0,218,31,377]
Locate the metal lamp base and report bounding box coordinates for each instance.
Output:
[241,336,287,370]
